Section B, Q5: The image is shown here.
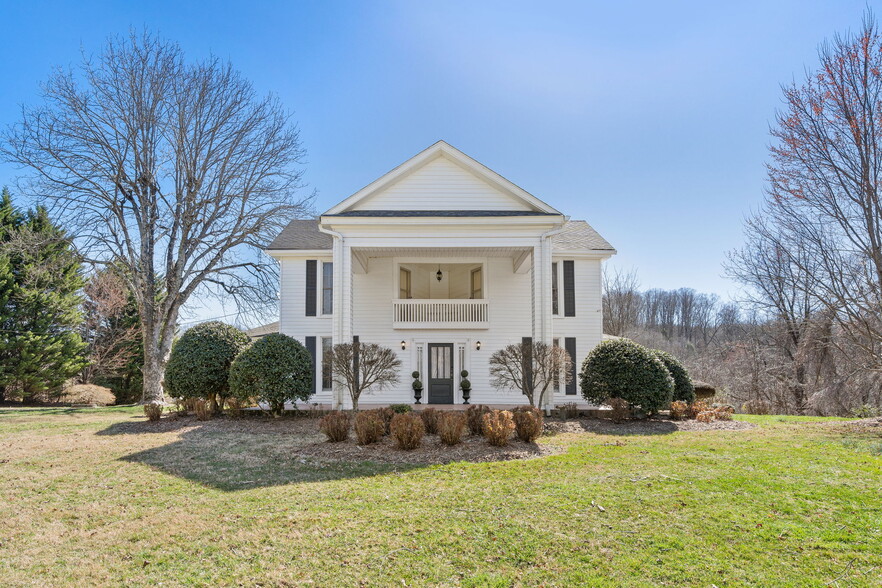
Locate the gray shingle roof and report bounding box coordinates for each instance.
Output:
[553,220,615,252]
[267,217,614,253]
[325,210,558,217]
[267,219,332,250]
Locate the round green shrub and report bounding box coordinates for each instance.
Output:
[228,333,313,415]
[164,321,250,406]
[652,350,695,403]
[579,339,674,416]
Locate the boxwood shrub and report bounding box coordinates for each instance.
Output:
[579,339,674,416]
[228,333,313,415]
[164,321,250,410]
[652,349,695,403]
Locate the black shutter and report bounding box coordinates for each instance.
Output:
[563,260,575,317]
[305,336,316,393]
[565,337,577,395]
[522,337,533,397]
[305,260,317,317]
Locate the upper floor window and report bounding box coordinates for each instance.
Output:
[470,267,483,299]
[322,262,333,314]
[400,267,412,299]
[551,262,559,315]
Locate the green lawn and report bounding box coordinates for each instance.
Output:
[1,407,880,587]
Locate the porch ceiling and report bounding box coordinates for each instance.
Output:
[352,246,531,259]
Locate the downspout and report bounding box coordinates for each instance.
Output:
[538,218,569,413]
[318,222,345,410]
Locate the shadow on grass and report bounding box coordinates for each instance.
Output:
[97,416,424,491]
[546,417,679,437]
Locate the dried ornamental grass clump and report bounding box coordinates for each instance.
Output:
[556,402,580,419]
[696,410,716,423]
[378,407,395,434]
[355,410,385,445]
[467,404,492,436]
[193,399,212,421]
[688,400,710,420]
[713,404,734,421]
[512,406,543,442]
[438,411,467,446]
[320,411,351,442]
[482,410,515,447]
[670,400,689,420]
[419,407,441,435]
[143,402,163,422]
[390,413,424,450]
[609,398,631,423]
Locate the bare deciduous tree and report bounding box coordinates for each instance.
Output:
[759,13,882,371]
[489,341,573,408]
[2,32,311,403]
[602,267,641,337]
[328,342,401,411]
[79,269,140,385]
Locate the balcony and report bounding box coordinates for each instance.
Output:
[393,299,489,329]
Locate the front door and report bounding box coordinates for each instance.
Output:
[428,343,454,404]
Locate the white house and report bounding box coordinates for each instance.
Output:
[266,141,615,409]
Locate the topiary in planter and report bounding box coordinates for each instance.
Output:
[164,321,250,412]
[652,350,695,403]
[228,333,313,416]
[579,339,674,416]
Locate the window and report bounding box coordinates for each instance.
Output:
[551,262,559,315]
[470,267,483,299]
[322,262,333,314]
[321,337,333,390]
[553,338,560,392]
[399,267,412,299]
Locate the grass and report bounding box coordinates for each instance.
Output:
[0,406,880,586]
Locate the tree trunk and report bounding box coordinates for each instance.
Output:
[140,317,175,404]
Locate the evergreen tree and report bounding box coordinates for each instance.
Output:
[0,189,87,401]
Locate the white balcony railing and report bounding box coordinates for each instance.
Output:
[393,299,489,329]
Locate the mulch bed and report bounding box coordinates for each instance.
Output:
[295,432,564,466]
[545,416,756,436]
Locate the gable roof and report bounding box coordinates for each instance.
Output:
[267,218,332,250]
[324,141,562,216]
[553,220,616,253]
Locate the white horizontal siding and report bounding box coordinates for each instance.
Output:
[278,255,333,403]
[551,258,603,404]
[353,157,533,211]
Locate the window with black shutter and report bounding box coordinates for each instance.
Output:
[563,260,575,317]
[305,260,317,317]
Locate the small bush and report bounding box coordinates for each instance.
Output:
[438,411,467,446]
[851,404,882,418]
[389,403,412,414]
[741,399,771,415]
[688,400,710,419]
[467,404,492,436]
[194,398,212,421]
[580,339,674,416]
[652,350,695,403]
[670,400,689,420]
[713,403,734,421]
[59,384,115,406]
[419,407,441,434]
[696,410,716,423]
[482,410,515,447]
[512,406,543,442]
[378,407,395,434]
[320,411,351,442]
[355,410,385,445]
[609,397,630,423]
[229,333,314,416]
[390,413,424,450]
[143,402,163,421]
[556,402,580,419]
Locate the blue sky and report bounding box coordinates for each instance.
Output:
[0,0,873,316]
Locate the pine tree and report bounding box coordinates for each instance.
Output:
[0,189,87,401]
